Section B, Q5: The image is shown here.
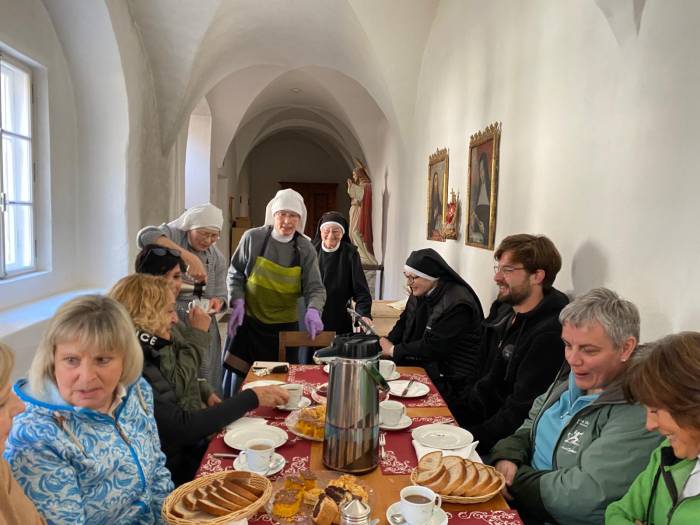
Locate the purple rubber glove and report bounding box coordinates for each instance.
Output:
[227,298,245,338]
[304,308,323,340]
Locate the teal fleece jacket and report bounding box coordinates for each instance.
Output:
[490,376,663,525]
[606,442,700,524]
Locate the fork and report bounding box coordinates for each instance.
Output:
[379,432,386,460]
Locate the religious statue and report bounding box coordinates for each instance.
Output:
[441,189,460,240]
[347,159,378,266]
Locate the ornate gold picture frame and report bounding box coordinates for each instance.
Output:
[427,148,449,242]
[466,122,501,250]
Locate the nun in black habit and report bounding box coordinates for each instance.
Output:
[379,248,484,405]
[312,211,373,334]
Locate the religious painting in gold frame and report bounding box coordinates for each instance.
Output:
[466,122,501,250]
[427,148,449,241]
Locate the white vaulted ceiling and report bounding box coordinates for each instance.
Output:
[124,0,439,156]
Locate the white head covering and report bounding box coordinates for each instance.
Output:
[168,203,223,232]
[264,189,307,234]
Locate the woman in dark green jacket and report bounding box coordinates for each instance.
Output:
[606,332,700,525]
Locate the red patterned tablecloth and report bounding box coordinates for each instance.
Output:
[247,509,523,525]
[285,365,447,408]
[379,415,455,474]
[195,420,311,480]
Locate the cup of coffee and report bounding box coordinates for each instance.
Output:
[243,438,275,472]
[379,360,396,379]
[379,399,405,426]
[399,485,441,525]
[281,383,303,408]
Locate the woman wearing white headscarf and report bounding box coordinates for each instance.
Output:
[222,189,326,394]
[137,203,228,397]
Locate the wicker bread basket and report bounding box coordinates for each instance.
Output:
[409,465,505,504]
[162,470,272,525]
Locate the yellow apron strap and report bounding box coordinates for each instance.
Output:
[246,255,302,324]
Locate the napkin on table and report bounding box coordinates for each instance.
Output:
[412,439,482,463]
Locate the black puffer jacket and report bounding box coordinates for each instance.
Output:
[453,287,569,453]
[388,280,483,404]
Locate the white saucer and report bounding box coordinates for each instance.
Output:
[380,414,412,431]
[234,452,285,476]
[276,396,312,411]
[383,371,401,381]
[386,501,447,525]
[223,424,288,450]
[388,380,430,398]
[412,424,473,449]
[241,380,286,390]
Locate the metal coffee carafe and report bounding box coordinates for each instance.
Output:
[317,335,390,473]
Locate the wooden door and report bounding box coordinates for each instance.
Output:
[278,182,338,237]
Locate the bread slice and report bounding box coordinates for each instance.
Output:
[422,467,451,493]
[224,473,264,497]
[462,464,493,497]
[441,456,466,495]
[479,469,503,496]
[417,451,443,473]
[171,499,198,519]
[183,488,207,511]
[415,464,446,486]
[452,460,479,496]
[222,478,259,503]
[206,489,243,512]
[217,482,257,507]
[196,498,232,517]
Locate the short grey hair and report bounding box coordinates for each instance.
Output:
[559,287,640,348]
[28,295,143,398]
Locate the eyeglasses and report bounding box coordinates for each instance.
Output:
[404,272,420,283]
[194,230,220,242]
[493,265,526,275]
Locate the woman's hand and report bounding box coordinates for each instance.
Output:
[251,385,289,407]
[188,305,212,332]
[379,337,394,357]
[494,460,518,500]
[207,393,222,406]
[208,297,223,313]
[182,251,207,283]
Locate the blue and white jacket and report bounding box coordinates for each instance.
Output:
[4,377,173,525]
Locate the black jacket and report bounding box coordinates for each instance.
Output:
[454,287,569,453]
[388,280,483,403]
[315,242,372,334]
[140,339,258,484]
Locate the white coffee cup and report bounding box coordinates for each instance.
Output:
[400,485,441,525]
[243,438,275,472]
[380,399,405,427]
[281,383,303,408]
[379,360,396,379]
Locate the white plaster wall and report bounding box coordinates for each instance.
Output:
[0,0,79,310]
[391,0,700,341]
[185,113,212,208]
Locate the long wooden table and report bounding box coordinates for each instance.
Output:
[200,366,510,522]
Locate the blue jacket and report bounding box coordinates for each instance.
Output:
[4,377,173,525]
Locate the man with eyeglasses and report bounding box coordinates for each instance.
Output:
[453,234,569,455]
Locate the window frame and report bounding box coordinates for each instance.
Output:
[0,51,36,279]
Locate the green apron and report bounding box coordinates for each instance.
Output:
[245,245,302,324]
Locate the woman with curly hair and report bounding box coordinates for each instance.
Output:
[110,273,288,485]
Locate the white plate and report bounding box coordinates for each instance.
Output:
[323,364,330,373]
[386,501,447,525]
[411,424,473,450]
[383,371,401,381]
[234,451,285,476]
[284,410,324,442]
[276,396,312,411]
[380,414,412,431]
[310,383,328,405]
[223,425,288,450]
[388,380,430,398]
[241,379,286,390]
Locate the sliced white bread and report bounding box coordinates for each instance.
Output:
[461,464,493,497]
[196,498,232,517]
[415,464,447,486]
[224,475,264,497]
[453,460,480,496]
[422,466,451,493]
[206,489,242,512]
[417,451,443,473]
[441,456,466,495]
[171,499,198,519]
[479,469,503,496]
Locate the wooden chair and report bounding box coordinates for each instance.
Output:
[278,331,336,362]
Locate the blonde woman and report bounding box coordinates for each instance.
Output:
[110,273,288,485]
[4,296,173,524]
[0,342,45,525]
